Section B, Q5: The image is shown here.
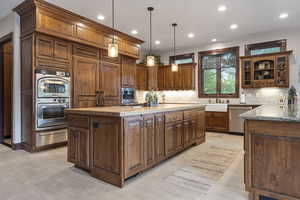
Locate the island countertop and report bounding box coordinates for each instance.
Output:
[240,104,300,122]
[65,104,205,117]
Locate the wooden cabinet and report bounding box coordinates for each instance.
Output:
[73,56,100,108]
[90,117,121,177]
[100,61,121,106]
[181,64,195,90]
[165,112,184,156]
[121,56,136,88]
[240,51,292,88]
[196,110,206,143]
[154,114,165,161]
[68,127,90,170]
[66,107,206,187]
[136,64,148,90]
[143,115,155,167]
[148,66,158,90]
[36,34,72,70]
[157,66,166,90]
[164,66,174,90]
[124,117,144,178]
[205,112,229,132]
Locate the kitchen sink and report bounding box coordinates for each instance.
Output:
[205,104,228,112]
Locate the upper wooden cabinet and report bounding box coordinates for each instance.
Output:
[36,34,72,70]
[14,0,143,59]
[121,56,136,88]
[240,51,292,88]
[136,64,148,90]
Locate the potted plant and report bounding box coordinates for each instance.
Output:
[288,86,298,105]
[145,89,159,107]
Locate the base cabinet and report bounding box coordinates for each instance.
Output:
[205,111,228,132]
[67,127,90,170]
[67,108,205,187]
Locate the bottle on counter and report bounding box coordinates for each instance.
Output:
[240,91,246,104]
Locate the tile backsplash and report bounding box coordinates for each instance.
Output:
[136,88,289,105]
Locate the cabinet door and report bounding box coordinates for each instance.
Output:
[73,56,99,108]
[157,67,165,90]
[143,115,155,167]
[124,117,144,178]
[181,65,195,90]
[206,112,228,132]
[175,122,184,150]
[184,120,191,146]
[91,117,121,175]
[196,110,205,140]
[68,128,79,164]
[36,34,54,60]
[121,56,136,88]
[54,39,71,63]
[136,64,148,90]
[155,114,165,161]
[67,127,89,170]
[165,66,174,90]
[165,123,176,156]
[173,67,182,90]
[100,62,120,105]
[148,66,158,90]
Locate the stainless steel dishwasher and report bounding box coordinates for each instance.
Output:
[229,106,253,134]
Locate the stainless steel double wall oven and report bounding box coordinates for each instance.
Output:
[35,69,70,147]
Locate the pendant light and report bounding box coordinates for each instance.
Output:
[146,7,155,67]
[108,0,118,57]
[171,23,178,72]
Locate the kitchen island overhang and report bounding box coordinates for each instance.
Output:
[65,104,206,187]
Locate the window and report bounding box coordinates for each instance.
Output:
[169,53,194,65]
[245,39,286,56]
[198,47,239,98]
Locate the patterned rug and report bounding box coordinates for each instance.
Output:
[165,145,241,199]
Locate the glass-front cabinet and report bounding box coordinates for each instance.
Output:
[240,51,292,88]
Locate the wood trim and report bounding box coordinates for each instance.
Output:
[169,53,195,64]
[244,39,287,56]
[240,50,293,59]
[198,46,240,98]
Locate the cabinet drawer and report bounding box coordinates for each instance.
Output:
[73,43,100,59]
[184,110,197,119]
[206,112,227,118]
[165,112,183,123]
[67,115,89,129]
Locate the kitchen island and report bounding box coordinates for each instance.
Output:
[65,104,205,187]
[241,105,300,200]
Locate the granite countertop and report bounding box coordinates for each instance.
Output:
[65,104,204,117]
[240,104,300,122]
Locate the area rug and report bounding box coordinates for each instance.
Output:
[165,145,241,199]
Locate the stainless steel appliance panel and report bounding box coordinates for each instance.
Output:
[121,88,138,105]
[36,129,68,147]
[229,106,252,134]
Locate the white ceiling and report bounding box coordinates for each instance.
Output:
[2,0,300,53]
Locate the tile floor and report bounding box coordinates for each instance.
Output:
[0,132,248,200]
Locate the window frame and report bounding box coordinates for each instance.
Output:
[169,53,195,64]
[244,39,286,56]
[198,46,240,98]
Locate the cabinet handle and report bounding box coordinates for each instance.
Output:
[93,122,101,128]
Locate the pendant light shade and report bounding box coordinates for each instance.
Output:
[146,7,155,67]
[108,0,118,58]
[171,23,178,72]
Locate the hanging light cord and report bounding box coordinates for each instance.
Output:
[149,8,153,55]
[173,24,176,56]
[112,0,115,44]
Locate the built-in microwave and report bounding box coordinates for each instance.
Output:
[121,88,138,105]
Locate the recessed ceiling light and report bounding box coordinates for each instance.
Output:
[279,13,289,19]
[211,38,217,42]
[131,30,138,35]
[97,15,105,21]
[230,24,238,30]
[218,5,227,12]
[155,40,161,45]
[188,33,195,38]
